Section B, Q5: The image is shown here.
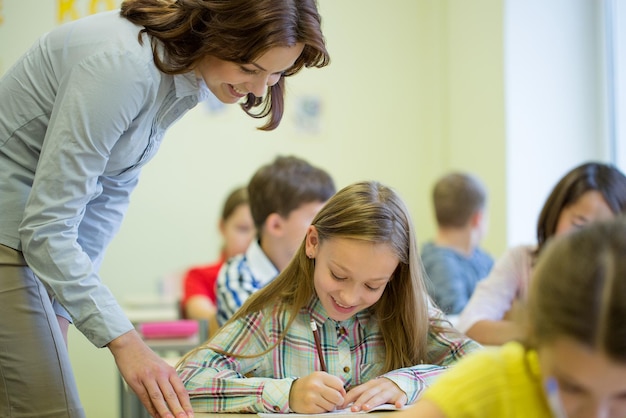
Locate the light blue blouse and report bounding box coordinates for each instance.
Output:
[0,10,209,347]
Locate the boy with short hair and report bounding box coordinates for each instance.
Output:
[216,155,335,325]
[421,172,494,314]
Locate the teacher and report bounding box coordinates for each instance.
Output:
[0,0,329,417]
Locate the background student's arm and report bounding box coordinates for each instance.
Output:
[183,268,220,334]
[184,295,217,321]
[185,295,219,335]
[463,319,525,346]
[455,246,528,337]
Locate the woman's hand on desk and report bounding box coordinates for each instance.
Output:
[108,329,194,418]
[289,371,346,413]
[343,377,407,412]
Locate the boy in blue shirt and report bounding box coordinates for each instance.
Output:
[216,155,335,325]
[421,172,494,314]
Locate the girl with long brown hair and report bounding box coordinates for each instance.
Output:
[177,181,479,413]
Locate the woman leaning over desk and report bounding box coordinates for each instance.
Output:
[0,0,329,417]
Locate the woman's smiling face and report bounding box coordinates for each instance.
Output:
[194,44,304,103]
[305,226,399,322]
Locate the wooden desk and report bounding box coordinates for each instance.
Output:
[121,400,402,417]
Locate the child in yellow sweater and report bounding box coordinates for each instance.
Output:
[398,217,626,417]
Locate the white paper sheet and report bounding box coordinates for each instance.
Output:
[257,404,407,417]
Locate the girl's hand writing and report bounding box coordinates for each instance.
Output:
[343,377,407,412]
[289,371,346,413]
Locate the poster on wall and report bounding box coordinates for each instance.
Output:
[293,94,323,136]
[58,0,119,23]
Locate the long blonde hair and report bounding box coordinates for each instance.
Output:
[183,181,434,373]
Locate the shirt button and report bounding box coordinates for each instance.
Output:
[273,406,281,412]
[340,328,347,336]
[343,366,350,373]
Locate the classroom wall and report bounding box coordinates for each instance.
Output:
[0,0,609,417]
[504,0,609,246]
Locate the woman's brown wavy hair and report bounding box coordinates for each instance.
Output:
[120,0,329,130]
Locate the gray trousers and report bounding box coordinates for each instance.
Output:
[0,244,85,418]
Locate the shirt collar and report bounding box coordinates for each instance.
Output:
[173,71,211,101]
[153,39,208,101]
[304,296,372,330]
[245,240,280,285]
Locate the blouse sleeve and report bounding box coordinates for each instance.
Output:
[19,46,155,347]
[455,246,533,333]
[178,312,296,413]
[381,309,482,404]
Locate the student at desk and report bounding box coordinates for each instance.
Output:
[177,181,480,414]
[182,186,255,336]
[397,218,626,418]
[457,162,626,345]
[421,172,493,315]
[215,155,335,325]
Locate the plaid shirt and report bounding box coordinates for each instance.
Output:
[178,297,480,413]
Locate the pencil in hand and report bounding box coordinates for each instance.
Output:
[310,320,327,372]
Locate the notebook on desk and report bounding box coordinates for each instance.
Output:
[258,404,407,417]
